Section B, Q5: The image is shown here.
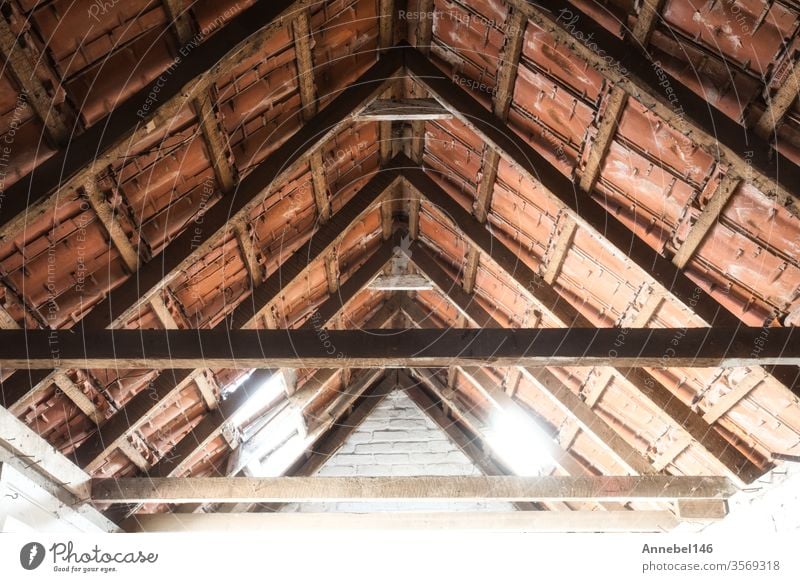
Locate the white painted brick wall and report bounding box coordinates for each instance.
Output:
[282,389,516,513]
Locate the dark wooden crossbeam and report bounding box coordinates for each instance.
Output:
[1,327,795,369]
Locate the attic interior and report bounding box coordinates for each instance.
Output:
[0,0,799,534]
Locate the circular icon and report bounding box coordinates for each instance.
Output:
[19,542,46,570]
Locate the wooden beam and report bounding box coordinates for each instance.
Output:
[324,252,339,294]
[578,86,626,193]
[293,11,318,121]
[127,509,683,532]
[630,0,665,45]
[493,8,527,121]
[703,371,768,424]
[162,0,194,44]
[232,219,264,286]
[672,174,741,269]
[195,92,237,193]
[81,181,140,272]
[378,0,396,51]
[0,15,71,144]
[93,475,735,504]
[415,0,435,55]
[542,216,577,285]
[505,0,800,215]
[0,404,94,502]
[149,295,180,329]
[461,248,480,294]
[0,447,118,533]
[52,371,103,425]
[754,56,800,139]
[5,328,796,370]
[358,98,452,121]
[474,149,500,224]
[0,0,310,240]
[578,0,662,192]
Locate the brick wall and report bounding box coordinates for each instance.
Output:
[282,389,515,513]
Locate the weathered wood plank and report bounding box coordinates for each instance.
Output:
[93,475,736,503]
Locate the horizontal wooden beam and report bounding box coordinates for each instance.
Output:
[3,327,794,369]
[126,509,682,532]
[94,475,734,504]
[357,98,452,121]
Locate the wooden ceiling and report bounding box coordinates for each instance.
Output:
[0,0,799,527]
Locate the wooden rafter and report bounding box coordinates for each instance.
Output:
[505,0,800,215]
[0,15,71,145]
[0,408,118,531]
[672,173,741,269]
[0,0,312,240]
[81,181,140,273]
